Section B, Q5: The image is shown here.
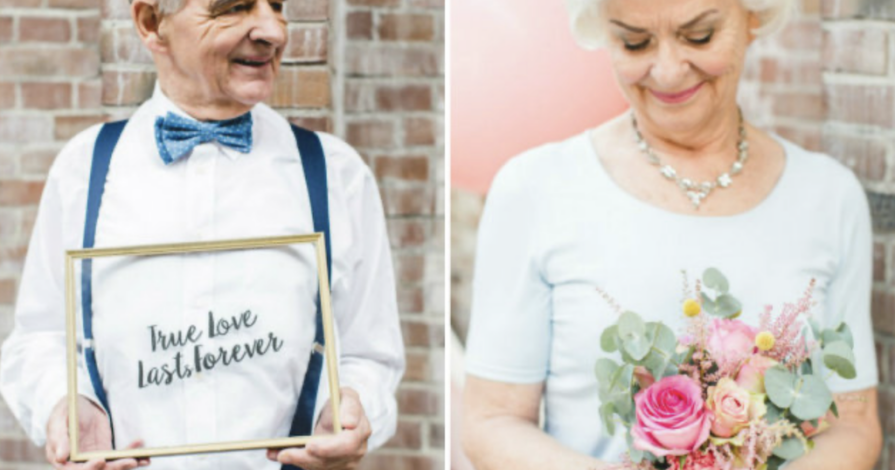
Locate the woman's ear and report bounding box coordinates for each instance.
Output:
[132,0,167,53]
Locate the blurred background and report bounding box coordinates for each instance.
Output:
[450,0,895,469]
[0,0,444,468]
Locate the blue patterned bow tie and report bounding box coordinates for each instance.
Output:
[154,111,253,165]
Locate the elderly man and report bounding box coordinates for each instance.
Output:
[0,0,405,468]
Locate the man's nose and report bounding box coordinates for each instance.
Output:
[650,41,689,89]
[248,1,286,47]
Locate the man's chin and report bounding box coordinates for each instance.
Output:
[226,82,274,108]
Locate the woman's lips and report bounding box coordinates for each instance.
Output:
[650,82,704,104]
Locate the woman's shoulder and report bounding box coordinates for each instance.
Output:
[777,136,867,205]
[491,132,595,197]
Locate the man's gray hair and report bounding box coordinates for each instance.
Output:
[566,0,797,50]
[129,0,185,14]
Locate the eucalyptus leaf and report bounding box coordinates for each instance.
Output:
[766,456,785,470]
[836,323,854,349]
[600,402,616,436]
[595,358,620,383]
[800,359,813,376]
[646,322,677,354]
[703,267,729,293]
[624,335,652,361]
[618,311,645,338]
[629,449,644,464]
[831,400,839,418]
[700,292,717,315]
[772,437,806,460]
[715,293,742,318]
[601,325,619,353]
[823,340,857,379]
[765,402,785,423]
[765,365,798,408]
[791,375,833,421]
[808,319,822,340]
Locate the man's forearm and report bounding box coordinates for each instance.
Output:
[463,415,607,470]
[785,423,881,470]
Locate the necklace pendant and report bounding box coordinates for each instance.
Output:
[718,173,732,188]
[686,190,706,209]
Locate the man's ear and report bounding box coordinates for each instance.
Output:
[132,0,168,53]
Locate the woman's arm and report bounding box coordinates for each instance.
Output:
[462,375,606,470]
[786,387,882,470]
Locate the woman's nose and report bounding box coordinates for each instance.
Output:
[650,41,689,89]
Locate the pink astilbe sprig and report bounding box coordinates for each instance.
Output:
[596,286,624,315]
[602,455,656,470]
[758,279,817,368]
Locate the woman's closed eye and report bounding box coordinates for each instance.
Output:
[622,37,651,51]
[684,30,714,45]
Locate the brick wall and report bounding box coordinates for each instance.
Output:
[0,0,444,467]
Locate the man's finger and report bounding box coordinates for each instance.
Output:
[306,428,365,461]
[276,447,324,469]
[339,397,362,430]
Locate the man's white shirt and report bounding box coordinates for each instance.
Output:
[0,85,405,469]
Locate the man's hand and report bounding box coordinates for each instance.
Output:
[268,388,372,470]
[46,395,150,470]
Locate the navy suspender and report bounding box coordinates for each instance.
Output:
[83,121,331,464]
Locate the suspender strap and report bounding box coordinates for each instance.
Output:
[284,125,331,470]
[82,120,128,438]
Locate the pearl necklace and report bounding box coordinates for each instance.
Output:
[631,110,749,209]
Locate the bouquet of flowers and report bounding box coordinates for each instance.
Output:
[596,268,856,470]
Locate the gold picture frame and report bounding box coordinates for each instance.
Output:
[64,234,341,462]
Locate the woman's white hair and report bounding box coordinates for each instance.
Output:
[566,0,798,50]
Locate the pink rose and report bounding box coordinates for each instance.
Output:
[631,375,712,457]
[735,355,777,393]
[707,319,757,367]
[668,450,717,470]
[706,378,766,438]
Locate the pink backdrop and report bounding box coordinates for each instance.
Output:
[450,0,629,195]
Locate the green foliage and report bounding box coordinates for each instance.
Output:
[822,340,856,379]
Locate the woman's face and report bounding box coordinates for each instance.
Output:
[602,0,758,135]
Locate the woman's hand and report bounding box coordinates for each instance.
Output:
[45,395,150,469]
[268,387,371,470]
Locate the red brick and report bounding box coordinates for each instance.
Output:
[759,58,822,87]
[101,26,153,64]
[396,387,440,415]
[397,285,424,314]
[375,155,428,182]
[821,134,887,181]
[286,0,328,21]
[0,115,52,144]
[267,68,330,108]
[21,148,58,176]
[19,17,72,43]
[777,20,822,51]
[383,419,422,450]
[395,253,424,283]
[347,120,394,148]
[381,186,433,216]
[826,84,895,128]
[0,279,15,304]
[771,91,825,120]
[285,25,328,63]
[875,242,886,282]
[78,80,102,109]
[0,181,44,206]
[346,45,440,77]
[21,82,72,110]
[376,85,431,111]
[0,16,12,42]
[48,0,100,8]
[357,454,439,470]
[401,320,444,347]
[379,13,435,41]
[77,15,100,43]
[101,70,156,106]
[404,117,435,146]
[0,82,14,109]
[287,116,332,133]
[347,11,372,40]
[0,48,99,78]
[823,29,888,75]
[0,438,45,462]
[55,115,106,140]
[404,349,433,382]
[387,219,427,248]
[872,288,895,336]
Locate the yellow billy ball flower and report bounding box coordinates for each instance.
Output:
[755,331,776,351]
[683,299,701,317]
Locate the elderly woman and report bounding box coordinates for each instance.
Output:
[461,0,882,469]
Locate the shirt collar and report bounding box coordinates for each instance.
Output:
[149,82,252,162]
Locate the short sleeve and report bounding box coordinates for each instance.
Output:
[465,157,552,384]
[822,173,878,393]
